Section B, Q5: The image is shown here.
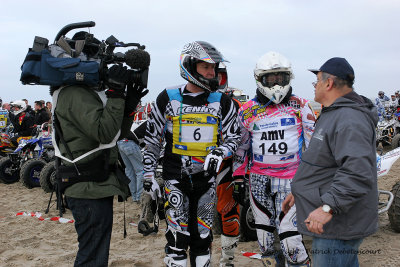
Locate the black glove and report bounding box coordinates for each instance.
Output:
[204,147,225,176]
[105,65,130,98]
[232,176,246,206]
[143,178,152,192]
[143,173,161,200]
[124,83,149,117]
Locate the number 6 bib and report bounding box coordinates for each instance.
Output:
[171,113,219,156]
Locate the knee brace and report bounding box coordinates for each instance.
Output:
[165,227,190,252]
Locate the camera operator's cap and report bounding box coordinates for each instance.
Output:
[309,57,355,82]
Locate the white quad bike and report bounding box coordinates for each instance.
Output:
[376,112,400,149]
[377,147,400,232]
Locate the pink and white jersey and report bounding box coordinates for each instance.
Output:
[233,95,316,179]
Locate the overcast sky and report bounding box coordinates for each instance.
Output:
[1,0,399,105]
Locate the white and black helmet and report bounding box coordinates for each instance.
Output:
[254,51,294,104]
[10,100,27,116]
[180,41,228,92]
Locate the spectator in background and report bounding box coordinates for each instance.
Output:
[34,100,50,126]
[2,103,10,111]
[9,100,34,145]
[389,94,398,112]
[395,91,400,110]
[46,101,53,121]
[375,91,388,118]
[22,99,35,116]
[46,101,52,111]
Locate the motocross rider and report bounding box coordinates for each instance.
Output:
[142,41,240,267]
[233,52,315,266]
[9,100,34,146]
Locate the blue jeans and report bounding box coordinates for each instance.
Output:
[311,237,364,267]
[66,196,114,267]
[117,140,144,201]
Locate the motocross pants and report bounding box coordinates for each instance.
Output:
[216,161,240,266]
[249,173,309,265]
[164,174,215,267]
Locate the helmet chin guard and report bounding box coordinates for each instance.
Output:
[180,41,228,92]
[254,51,293,104]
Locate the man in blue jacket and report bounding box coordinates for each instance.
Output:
[283,57,378,267]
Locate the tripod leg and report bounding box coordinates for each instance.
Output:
[45,190,54,214]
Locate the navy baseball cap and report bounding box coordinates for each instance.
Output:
[309,57,354,82]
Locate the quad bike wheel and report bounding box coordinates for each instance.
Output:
[0,157,19,184]
[20,159,46,189]
[391,134,400,149]
[39,161,56,193]
[388,181,400,232]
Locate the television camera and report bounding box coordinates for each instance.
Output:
[21,21,150,89]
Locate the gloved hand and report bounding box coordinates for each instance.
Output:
[143,173,161,200]
[124,83,149,117]
[232,176,246,206]
[105,65,130,98]
[204,147,225,176]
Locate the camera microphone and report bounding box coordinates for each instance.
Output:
[125,49,151,69]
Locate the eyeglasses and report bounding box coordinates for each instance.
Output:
[312,79,325,88]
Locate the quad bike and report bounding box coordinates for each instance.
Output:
[0,136,32,184]
[19,123,54,188]
[0,132,16,158]
[0,124,54,187]
[377,147,400,232]
[376,114,400,149]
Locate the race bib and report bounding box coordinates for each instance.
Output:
[251,117,299,164]
[0,115,6,129]
[171,114,218,156]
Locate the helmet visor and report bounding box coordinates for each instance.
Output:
[258,72,290,88]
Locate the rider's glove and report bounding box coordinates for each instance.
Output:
[105,65,130,98]
[204,147,225,176]
[124,83,149,117]
[143,173,161,200]
[231,176,246,206]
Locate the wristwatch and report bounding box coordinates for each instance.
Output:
[322,204,334,214]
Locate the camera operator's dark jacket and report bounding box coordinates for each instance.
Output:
[9,112,34,137]
[34,108,50,126]
[54,85,131,200]
[291,91,378,240]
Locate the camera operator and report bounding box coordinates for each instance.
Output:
[52,31,148,266]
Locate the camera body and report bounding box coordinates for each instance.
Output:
[20,21,149,89]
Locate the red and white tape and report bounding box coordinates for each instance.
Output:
[15,211,74,223]
[241,251,262,259]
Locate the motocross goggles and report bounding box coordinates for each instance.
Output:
[257,72,290,88]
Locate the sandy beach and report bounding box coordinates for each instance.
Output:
[1,156,400,267]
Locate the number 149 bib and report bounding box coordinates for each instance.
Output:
[252,118,299,164]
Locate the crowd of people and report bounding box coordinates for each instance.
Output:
[0,98,52,145]
[374,90,400,119]
[5,37,379,267]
